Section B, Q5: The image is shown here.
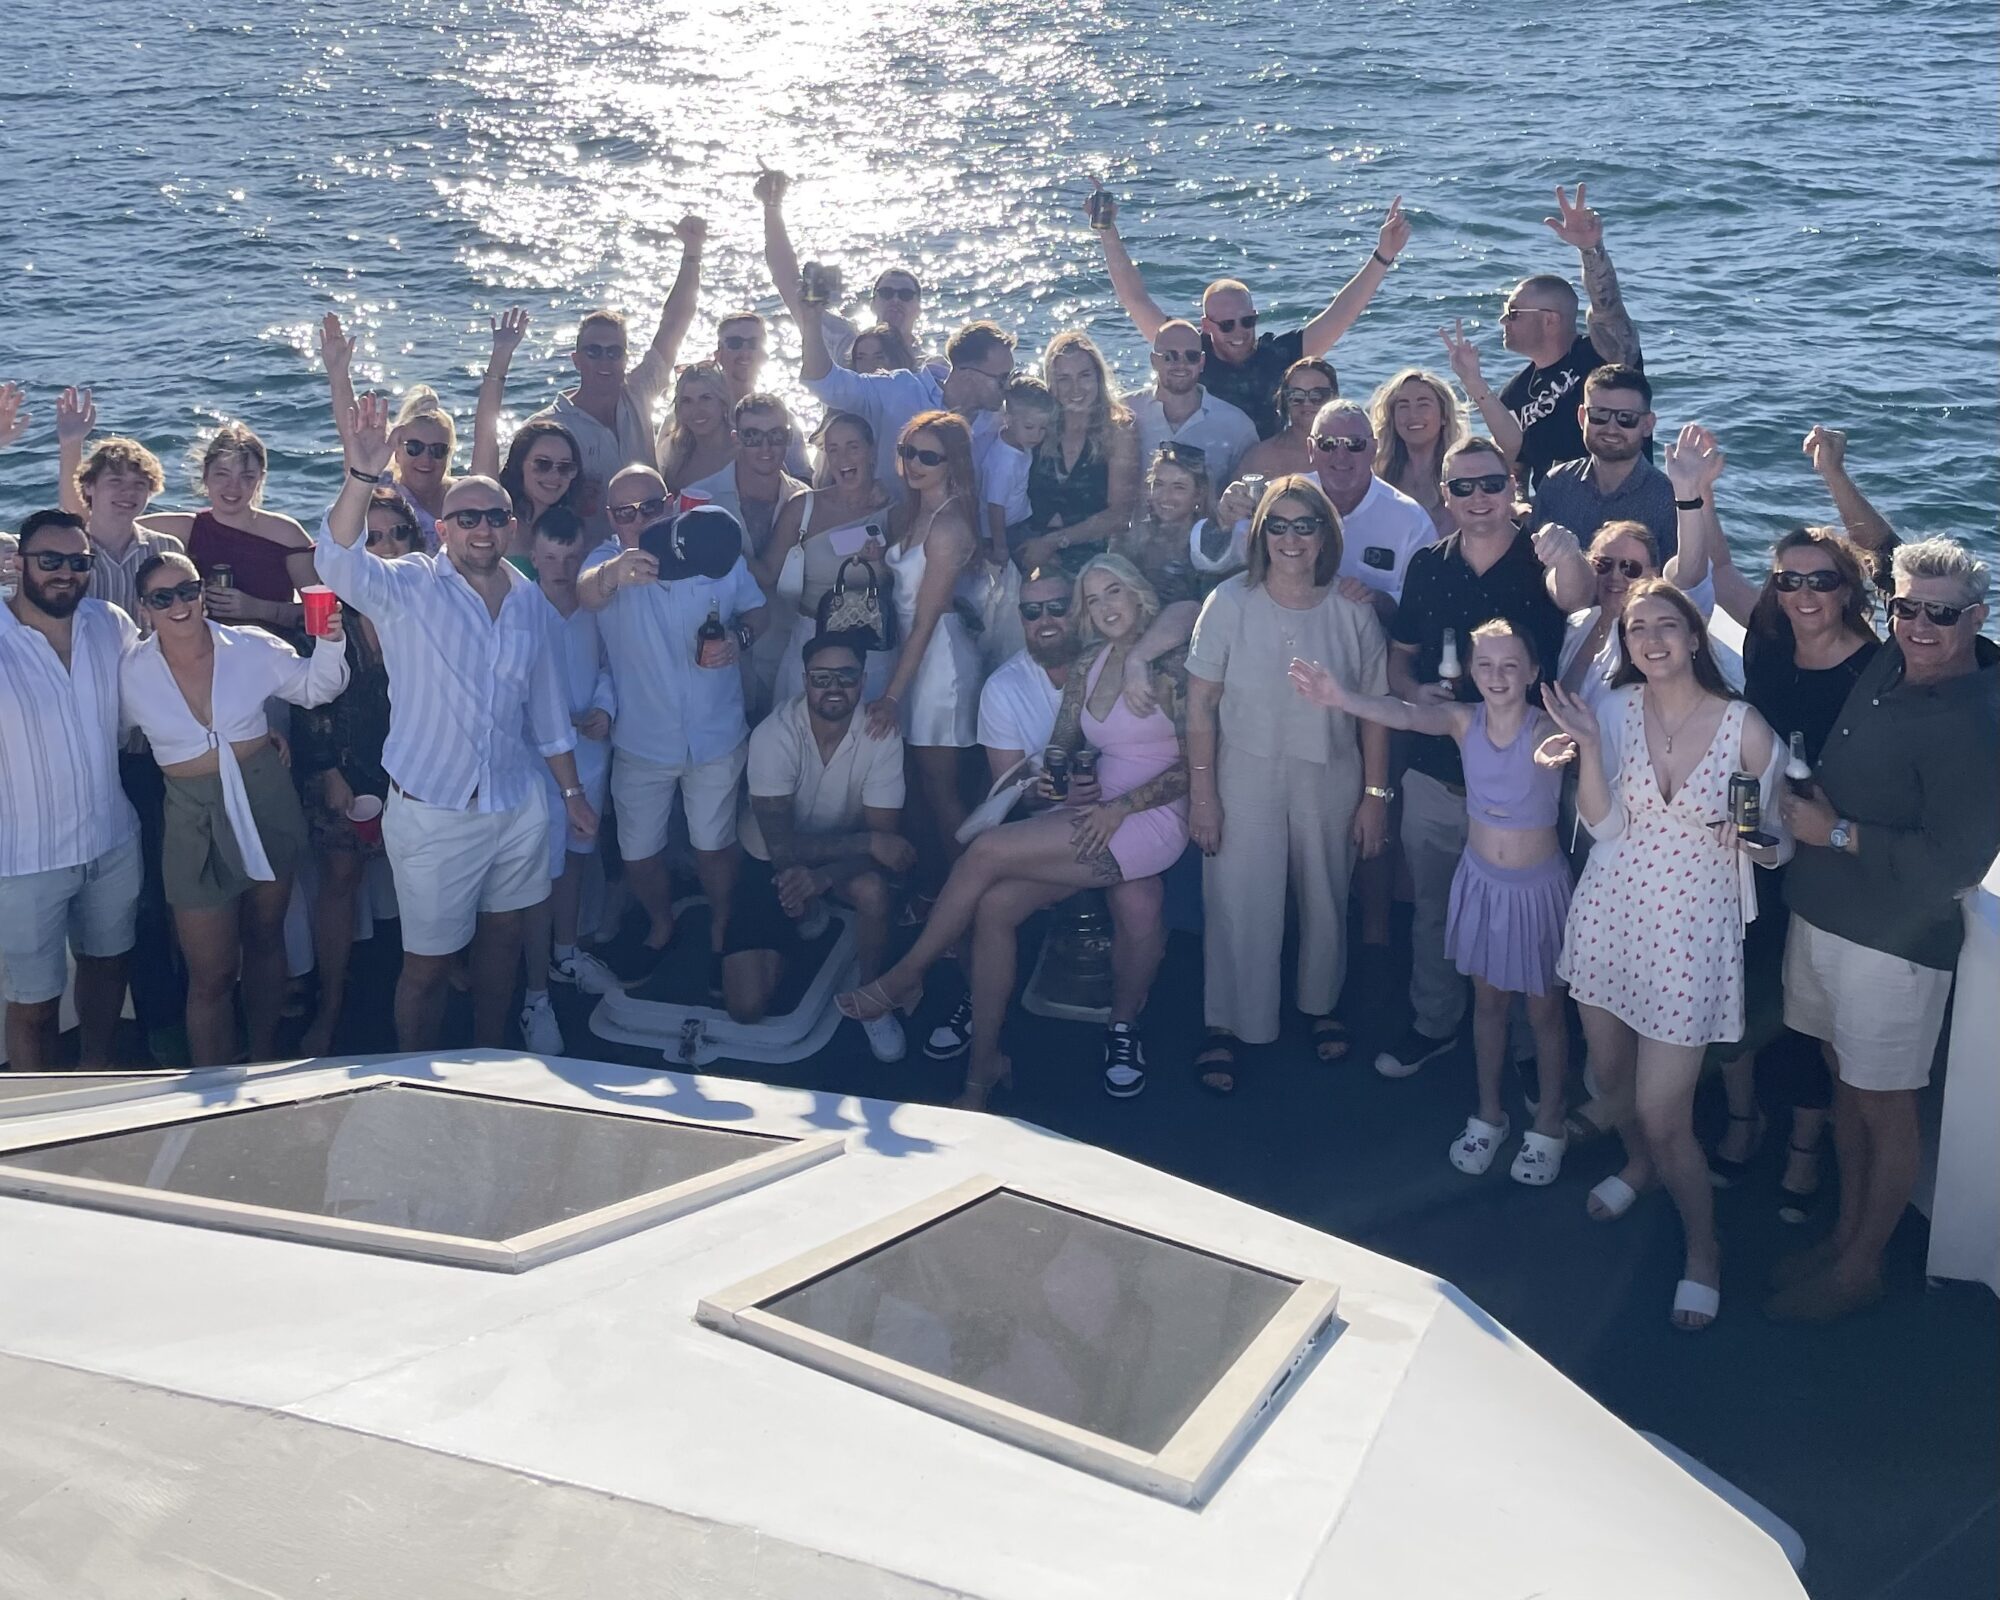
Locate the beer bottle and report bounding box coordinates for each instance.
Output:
[696,601,729,668]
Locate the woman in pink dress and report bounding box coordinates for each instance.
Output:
[838,555,1190,1108]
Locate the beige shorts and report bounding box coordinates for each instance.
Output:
[1783,914,1953,1092]
[383,788,551,957]
[610,745,746,858]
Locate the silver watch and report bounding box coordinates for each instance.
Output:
[1828,818,1853,852]
[1364,784,1397,803]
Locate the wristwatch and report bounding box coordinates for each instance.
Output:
[1829,818,1854,852]
[734,622,755,651]
[560,785,585,801]
[1364,784,1397,803]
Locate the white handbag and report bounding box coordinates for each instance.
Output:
[775,492,810,608]
[955,757,1035,844]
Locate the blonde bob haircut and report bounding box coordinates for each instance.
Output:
[1072,551,1161,647]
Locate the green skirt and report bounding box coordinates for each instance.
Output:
[162,742,308,910]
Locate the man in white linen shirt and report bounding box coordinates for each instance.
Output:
[0,511,140,1070]
[1130,321,1260,488]
[317,396,598,1052]
[530,214,705,541]
[578,466,769,984]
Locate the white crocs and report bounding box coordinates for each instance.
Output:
[1448,1115,1510,1176]
[1510,1129,1568,1187]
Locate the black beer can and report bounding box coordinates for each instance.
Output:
[1072,747,1099,788]
[1044,745,1070,799]
[1729,772,1762,838]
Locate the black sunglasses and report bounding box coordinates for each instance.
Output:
[525,454,578,476]
[1446,473,1512,497]
[1286,387,1335,408]
[721,334,763,352]
[403,439,451,461]
[1264,515,1326,539]
[1209,312,1259,333]
[1772,569,1845,594]
[1019,597,1072,620]
[1888,596,1968,626]
[1154,347,1202,364]
[898,443,947,467]
[1585,406,1646,429]
[738,425,791,448]
[874,284,919,302]
[1593,556,1648,580]
[367,522,420,547]
[30,550,95,573]
[1312,434,1371,454]
[141,580,205,608]
[578,341,626,361]
[443,506,511,530]
[805,667,864,688]
[1155,441,1207,466]
[609,495,670,525]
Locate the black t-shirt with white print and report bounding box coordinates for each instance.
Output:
[1500,333,1639,487]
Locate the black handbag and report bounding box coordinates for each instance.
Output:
[815,555,898,653]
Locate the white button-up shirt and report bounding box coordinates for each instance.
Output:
[314,522,575,812]
[587,539,765,769]
[0,598,139,877]
[1133,386,1261,488]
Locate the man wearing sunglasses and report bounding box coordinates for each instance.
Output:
[1090,186,1411,438]
[1532,364,1685,574]
[1771,537,1999,1324]
[317,396,598,1053]
[0,511,141,1072]
[1131,321,1259,487]
[532,214,706,540]
[708,314,813,480]
[725,634,912,1058]
[977,569,1080,785]
[1496,184,1644,488]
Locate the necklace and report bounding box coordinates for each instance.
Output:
[1649,694,1703,754]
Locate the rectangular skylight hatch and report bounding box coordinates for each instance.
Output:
[698,1176,1340,1505]
[0,1079,842,1271]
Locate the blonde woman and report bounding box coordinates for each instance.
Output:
[1369,368,1467,537]
[1185,476,1390,1090]
[1015,330,1140,575]
[657,360,737,496]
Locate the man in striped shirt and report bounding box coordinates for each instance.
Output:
[316,395,598,1052]
[0,511,141,1071]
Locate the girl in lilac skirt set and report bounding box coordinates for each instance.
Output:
[1291,617,1574,1185]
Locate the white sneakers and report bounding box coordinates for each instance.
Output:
[551,949,620,994]
[520,992,564,1055]
[860,1011,907,1063]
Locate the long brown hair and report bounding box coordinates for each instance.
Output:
[1244,474,1344,589]
[896,410,979,532]
[1609,579,1740,701]
[1747,525,1877,646]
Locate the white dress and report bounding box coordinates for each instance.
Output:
[883,532,981,748]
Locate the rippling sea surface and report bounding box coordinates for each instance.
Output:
[3,0,1995,563]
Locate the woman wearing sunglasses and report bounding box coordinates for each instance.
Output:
[1014,332,1139,577]
[136,422,318,634]
[1232,358,1339,484]
[292,489,419,1055]
[1678,423,1884,1222]
[120,552,350,1067]
[1554,518,1710,719]
[658,361,737,499]
[493,418,590,573]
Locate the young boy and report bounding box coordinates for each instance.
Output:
[985,376,1054,567]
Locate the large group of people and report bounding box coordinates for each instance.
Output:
[2,177,1995,1335]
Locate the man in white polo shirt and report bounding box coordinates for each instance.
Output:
[579,466,769,985]
[0,510,139,1071]
[725,633,912,1058]
[1131,320,1259,489]
[318,396,597,1052]
[977,568,1078,782]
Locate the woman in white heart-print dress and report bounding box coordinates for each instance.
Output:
[1538,580,1787,1336]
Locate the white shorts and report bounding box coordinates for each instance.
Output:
[0,835,143,1005]
[544,755,611,878]
[611,745,746,858]
[383,788,552,957]
[1783,914,1953,1092]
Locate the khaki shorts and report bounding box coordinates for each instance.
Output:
[1783,914,1953,1092]
[611,744,745,858]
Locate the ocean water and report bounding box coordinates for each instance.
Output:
[2,0,1995,565]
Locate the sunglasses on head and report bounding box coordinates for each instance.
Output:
[1019,596,1072,620]
[1446,472,1512,498]
[720,334,763,352]
[806,666,864,689]
[1772,569,1845,593]
[1208,312,1259,333]
[1264,515,1326,539]
[874,283,919,302]
[1154,347,1202,364]
[526,454,577,476]
[1286,386,1335,408]
[403,439,451,460]
[1888,596,1968,626]
[1311,433,1371,454]
[609,495,670,525]
[30,550,94,572]
[738,425,791,448]
[367,521,420,547]
[579,341,626,361]
[1593,555,1648,580]
[1155,441,1207,467]
[898,443,947,467]
[443,506,511,531]
[141,579,205,610]
[1585,406,1646,429]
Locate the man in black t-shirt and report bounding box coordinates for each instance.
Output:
[1376,437,1594,1079]
[1089,188,1412,437]
[1496,184,1644,486]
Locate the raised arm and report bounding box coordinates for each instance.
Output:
[1661,422,1723,594]
[0,382,27,448]
[471,307,528,478]
[1301,197,1411,359]
[317,395,417,615]
[55,386,95,516]
[1543,185,1639,366]
[648,216,706,368]
[1287,656,1467,737]
[755,166,807,315]
[1531,521,1595,611]
[1803,426,1896,564]
[1088,188,1171,343]
[318,314,359,444]
[1438,320,1523,462]
[1541,683,1620,836]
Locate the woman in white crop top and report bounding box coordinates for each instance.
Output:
[121,552,349,1066]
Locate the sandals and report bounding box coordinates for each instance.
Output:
[1778,1139,1822,1224]
[1563,1104,1611,1146]
[1708,1109,1767,1188]
[952,1055,1015,1112]
[1510,1130,1568,1187]
[1448,1115,1511,1176]
[1587,1174,1641,1222]
[836,980,915,1023]
[1310,1017,1352,1063]
[1196,1035,1239,1096]
[1671,1277,1721,1333]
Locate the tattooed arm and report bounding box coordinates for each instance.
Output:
[1110,652,1192,814]
[1544,185,1640,366]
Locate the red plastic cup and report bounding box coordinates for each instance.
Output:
[346,794,384,847]
[677,492,711,513]
[302,585,338,637]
